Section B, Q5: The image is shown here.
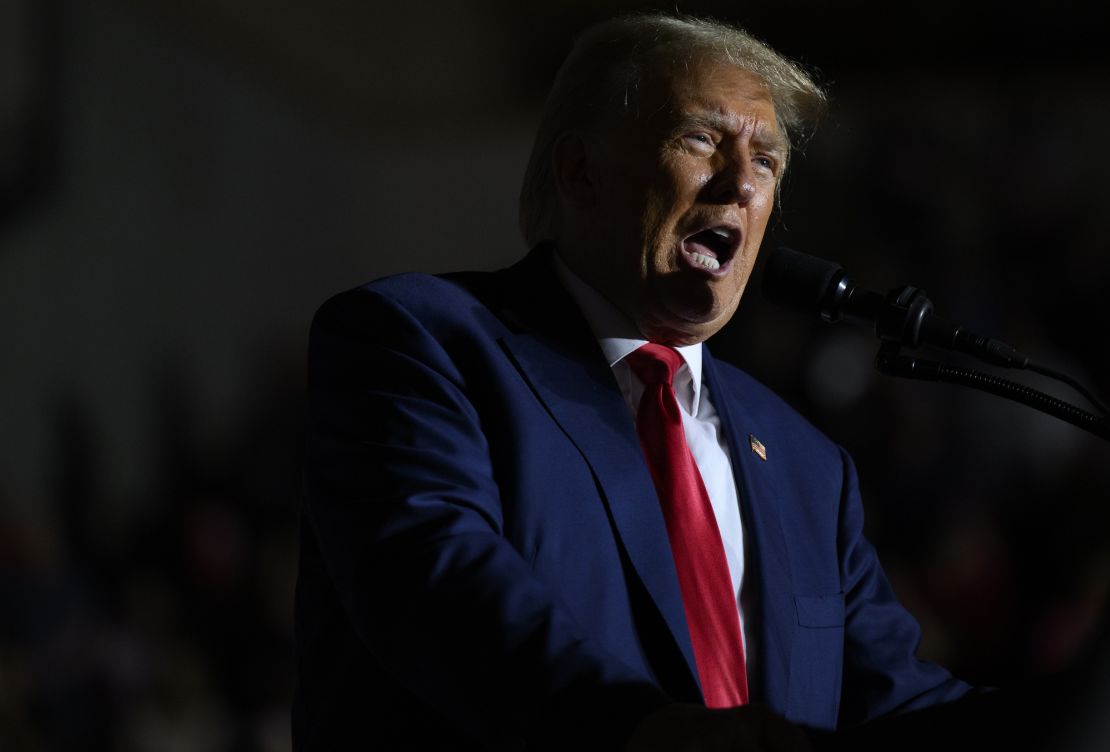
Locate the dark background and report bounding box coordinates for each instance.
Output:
[2,1,1108,749]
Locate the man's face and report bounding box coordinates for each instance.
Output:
[561,60,785,345]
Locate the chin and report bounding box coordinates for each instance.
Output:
[634,274,743,343]
[674,296,744,342]
[639,307,729,346]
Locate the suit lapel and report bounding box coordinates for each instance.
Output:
[702,351,794,713]
[494,248,701,696]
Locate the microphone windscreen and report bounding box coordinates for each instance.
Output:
[762,246,844,316]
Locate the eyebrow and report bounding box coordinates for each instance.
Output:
[675,110,788,155]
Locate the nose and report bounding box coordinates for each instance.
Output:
[705,150,757,205]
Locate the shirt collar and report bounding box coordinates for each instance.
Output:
[552,250,704,415]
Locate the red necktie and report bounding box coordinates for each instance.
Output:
[625,343,749,708]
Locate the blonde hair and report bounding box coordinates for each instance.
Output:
[518,13,827,246]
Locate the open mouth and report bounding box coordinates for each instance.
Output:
[681,226,740,274]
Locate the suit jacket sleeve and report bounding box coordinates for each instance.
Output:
[834,446,972,725]
[298,286,667,749]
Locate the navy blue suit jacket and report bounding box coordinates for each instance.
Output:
[293,246,970,750]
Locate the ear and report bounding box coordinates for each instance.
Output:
[552,130,598,210]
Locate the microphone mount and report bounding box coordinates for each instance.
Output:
[762,246,1109,442]
[805,258,1029,368]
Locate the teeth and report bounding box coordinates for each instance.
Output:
[689,252,720,270]
[710,228,731,239]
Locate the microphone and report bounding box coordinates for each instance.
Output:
[761,246,1029,368]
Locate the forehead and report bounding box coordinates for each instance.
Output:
[634,59,782,137]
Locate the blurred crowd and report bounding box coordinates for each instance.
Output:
[2,1,1109,750]
[0,354,302,751]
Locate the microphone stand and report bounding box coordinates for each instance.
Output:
[874,341,1110,442]
[761,247,1110,441]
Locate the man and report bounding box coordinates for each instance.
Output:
[293,13,972,750]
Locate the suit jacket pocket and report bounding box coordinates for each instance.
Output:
[794,593,845,628]
[786,593,845,729]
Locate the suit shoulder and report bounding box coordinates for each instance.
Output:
[312,270,498,333]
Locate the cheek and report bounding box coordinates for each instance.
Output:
[640,193,677,256]
[648,171,700,246]
[750,189,776,225]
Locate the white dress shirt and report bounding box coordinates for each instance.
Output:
[552,253,750,655]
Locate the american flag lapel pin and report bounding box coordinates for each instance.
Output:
[749,434,767,461]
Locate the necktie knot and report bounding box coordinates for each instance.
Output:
[625,343,682,387]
